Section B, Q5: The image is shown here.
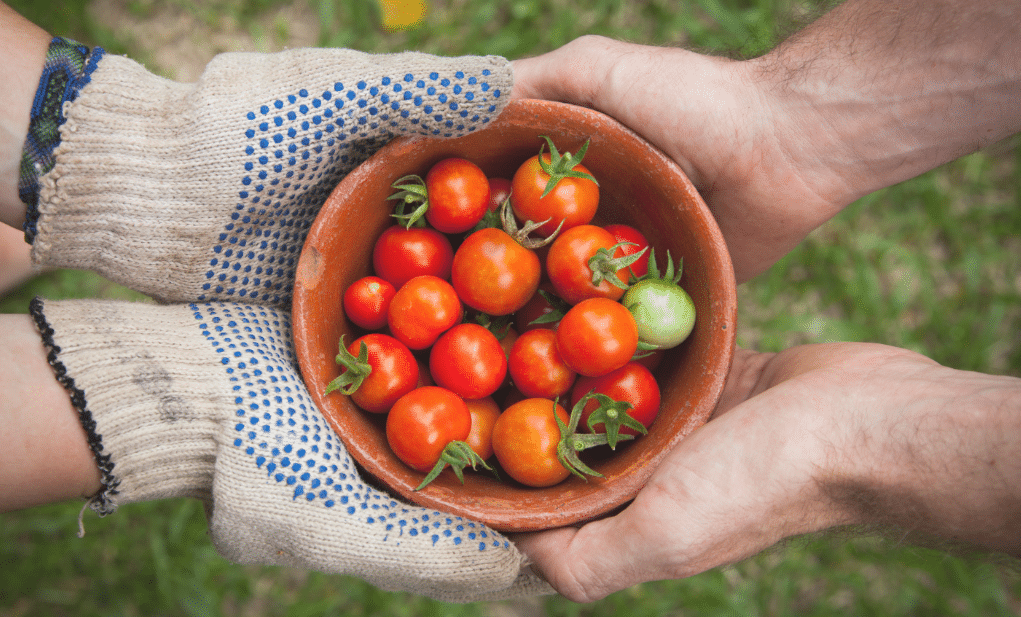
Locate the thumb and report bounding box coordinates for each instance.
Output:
[510,35,625,105]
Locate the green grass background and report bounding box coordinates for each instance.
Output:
[2,0,1020,615]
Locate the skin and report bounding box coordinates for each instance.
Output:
[0,3,98,511]
[516,345,1021,602]
[510,0,1021,603]
[0,2,1019,606]
[511,1,1021,284]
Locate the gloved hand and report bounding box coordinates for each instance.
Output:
[24,40,552,602]
[27,42,509,308]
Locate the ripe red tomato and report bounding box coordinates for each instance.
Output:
[425,158,490,234]
[335,333,418,413]
[387,275,462,350]
[429,323,508,400]
[386,386,471,473]
[511,149,598,237]
[508,328,577,399]
[491,398,571,487]
[604,223,650,281]
[451,228,541,316]
[343,276,396,331]
[571,361,661,436]
[546,224,630,305]
[465,396,501,460]
[372,225,454,289]
[556,297,638,377]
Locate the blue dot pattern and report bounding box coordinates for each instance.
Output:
[192,301,511,551]
[200,68,504,307]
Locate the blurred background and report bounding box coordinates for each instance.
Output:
[2,0,1020,615]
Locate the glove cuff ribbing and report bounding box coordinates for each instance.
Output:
[30,297,228,513]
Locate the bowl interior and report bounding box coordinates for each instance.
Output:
[293,99,736,531]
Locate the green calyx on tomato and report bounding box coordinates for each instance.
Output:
[324,335,371,396]
[587,241,649,291]
[415,440,496,491]
[537,135,599,199]
[623,249,696,351]
[555,393,635,480]
[579,390,648,449]
[387,174,430,229]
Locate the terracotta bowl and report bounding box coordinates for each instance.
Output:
[292,99,737,532]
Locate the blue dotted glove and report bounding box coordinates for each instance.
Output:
[26,44,511,308]
[31,298,552,602]
[23,42,553,601]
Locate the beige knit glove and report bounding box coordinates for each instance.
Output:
[31,297,552,602]
[27,46,511,308]
[22,44,553,601]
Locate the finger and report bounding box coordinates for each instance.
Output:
[515,518,642,603]
[510,35,621,104]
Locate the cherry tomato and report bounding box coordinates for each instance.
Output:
[511,148,598,237]
[429,323,508,400]
[556,297,638,377]
[623,278,696,350]
[424,158,490,234]
[604,223,650,281]
[546,224,630,305]
[508,328,577,399]
[372,225,454,289]
[491,398,571,487]
[343,276,396,330]
[571,361,661,436]
[451,228,541,316]
[337,333,418,414]
[386,386,471,473]
[487,177,512,212]
[465,396,501,460]
[387,275,462,350]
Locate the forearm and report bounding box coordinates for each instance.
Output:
[0,2,51,229]
[0,313,101,512]
[822,362,1021,555]
[755,0,1021,206]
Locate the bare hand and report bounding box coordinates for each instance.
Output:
[515,343,1021,602]
[511,36,848,283]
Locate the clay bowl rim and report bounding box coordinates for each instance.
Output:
[292,98,737,532]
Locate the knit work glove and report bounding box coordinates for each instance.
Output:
[25,42,510,308]
[32,298,552,602]
[22,41,554,601]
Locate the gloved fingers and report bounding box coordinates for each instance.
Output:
[30,47,512,308]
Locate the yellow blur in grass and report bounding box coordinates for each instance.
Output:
[375,0,428,30]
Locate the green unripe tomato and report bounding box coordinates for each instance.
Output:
[622,279,696,349]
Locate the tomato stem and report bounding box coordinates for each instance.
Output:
[582,391,648,449]
[587,242,649,291]
[536,136,599,199]
[387,174,430,229]
[415,440,495,490]
[554,393,635,481]
[324,336,372,396]
[499,194,562,249]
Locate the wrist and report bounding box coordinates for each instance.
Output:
[820,360,1021,554]
[32,298,227,513]
[747,0,1021,207]
[0,3,51,228]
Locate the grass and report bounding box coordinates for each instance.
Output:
[2,0,1020,615]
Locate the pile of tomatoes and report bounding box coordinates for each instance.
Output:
[327,137,696,489]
